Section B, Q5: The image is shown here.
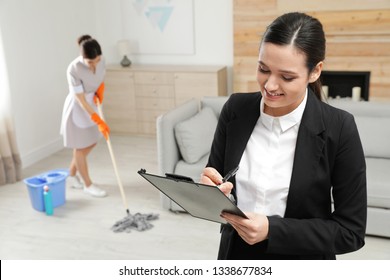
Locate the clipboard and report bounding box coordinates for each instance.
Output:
[138,169,247,224]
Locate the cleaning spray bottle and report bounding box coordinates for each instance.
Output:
[43,185,54,216]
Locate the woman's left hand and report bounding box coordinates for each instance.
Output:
[94,82,105,105]
[221,212,269,245]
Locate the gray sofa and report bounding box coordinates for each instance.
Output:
[156,96,390,238]
[327,99,390,238]
[156,97,228,211]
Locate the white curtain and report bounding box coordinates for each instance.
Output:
[0,26,21,185]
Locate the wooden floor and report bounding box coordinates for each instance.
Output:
[0,135,389,260]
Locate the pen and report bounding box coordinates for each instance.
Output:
[222,166,239,183]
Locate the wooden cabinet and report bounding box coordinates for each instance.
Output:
[174,72,226,105]
[103,69,137,134]
[104,64,227,135]
[133,71,176,134]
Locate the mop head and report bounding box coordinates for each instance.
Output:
[111,212,159,233]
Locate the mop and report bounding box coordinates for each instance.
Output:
[96,92,158,233]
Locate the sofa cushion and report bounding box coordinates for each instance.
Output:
[366,158,390,208]
[174,107,218,164]
[328,100,390,158]
[201,96,229,118]
[175,154,209,182]
[354,116,390,158]
[328,99,390,118]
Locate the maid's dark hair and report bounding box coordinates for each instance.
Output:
[262,12,326,100]
[77,34,102,60]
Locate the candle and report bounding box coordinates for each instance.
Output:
[322,85,329,99]
[352,87,361,102]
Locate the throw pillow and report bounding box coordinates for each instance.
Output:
[174,107,218,164]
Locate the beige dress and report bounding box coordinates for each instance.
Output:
[60,56,105,149]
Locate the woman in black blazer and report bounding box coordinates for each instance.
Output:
[200,12,366,260]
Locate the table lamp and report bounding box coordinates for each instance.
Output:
[117,40,131,67]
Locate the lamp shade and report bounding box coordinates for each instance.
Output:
[117,40,130,56]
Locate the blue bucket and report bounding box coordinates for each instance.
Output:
[24,169,69,212]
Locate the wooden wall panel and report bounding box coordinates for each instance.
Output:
[326,42,390,57]
[278,0,390,13]
[233,0,390,100]
[314,10,390,35]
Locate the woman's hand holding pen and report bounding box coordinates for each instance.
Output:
[200,167,233,196]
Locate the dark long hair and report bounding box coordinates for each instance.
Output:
[261,12,326,100]
[77,34,102,59]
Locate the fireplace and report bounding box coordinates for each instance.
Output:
[320,71,370,101]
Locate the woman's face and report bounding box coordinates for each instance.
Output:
[84,56,101,69]
[257,42,322,116]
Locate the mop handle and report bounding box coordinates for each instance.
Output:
[96,101,129,213]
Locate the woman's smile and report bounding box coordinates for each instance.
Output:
[264,88,285,98]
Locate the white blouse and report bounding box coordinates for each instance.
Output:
[236,90,308,217]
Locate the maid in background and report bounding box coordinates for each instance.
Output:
[61,35,109,198]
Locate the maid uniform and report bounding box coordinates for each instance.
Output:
[60,56,105,149]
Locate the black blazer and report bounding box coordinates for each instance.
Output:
[207,90,367,260]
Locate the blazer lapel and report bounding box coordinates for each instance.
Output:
[225,93,262,195]
[285,91,326,216]
[226,93,261,167]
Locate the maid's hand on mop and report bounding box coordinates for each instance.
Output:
[90,113,110,140]
[94,82,105,105]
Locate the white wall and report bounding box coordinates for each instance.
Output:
[0,0,233,168]
[0,0,98,167]
[94,0,233,90]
